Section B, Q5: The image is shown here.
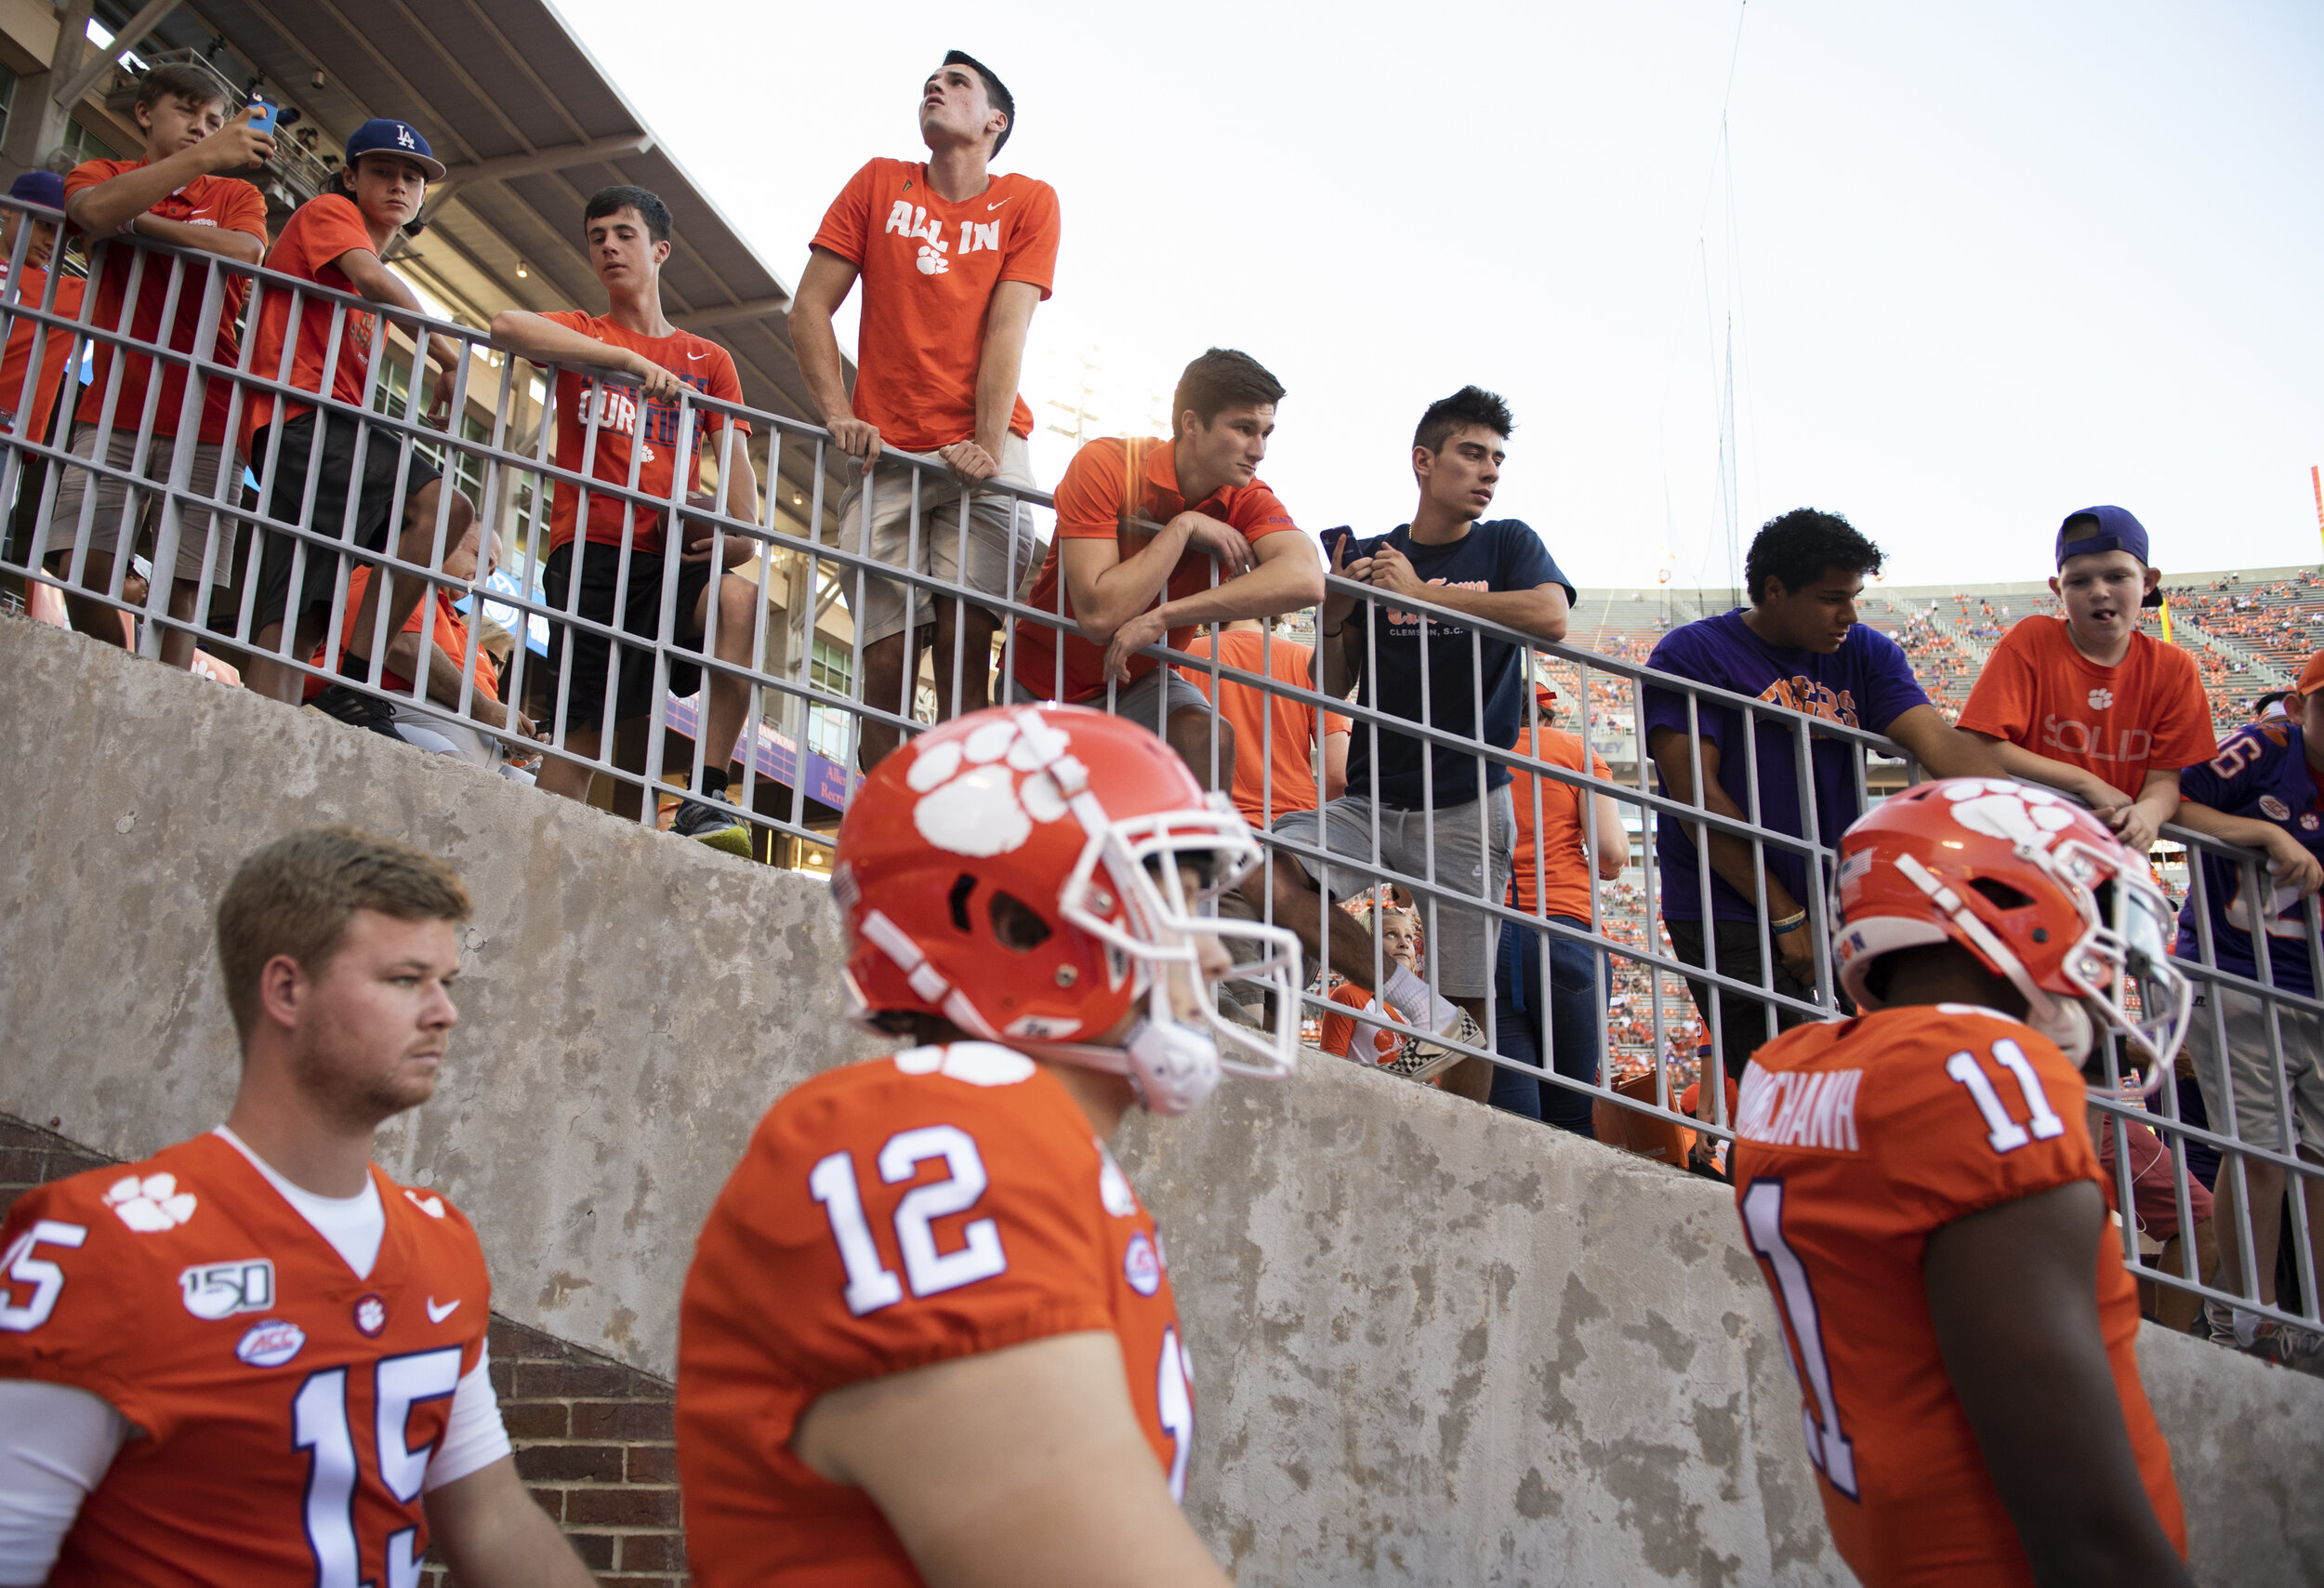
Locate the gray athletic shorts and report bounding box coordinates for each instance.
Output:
[1007,663,1209,740]
[837,432,1039,647]
[2185,982,2324,1156]
[1270,787,1516,1000]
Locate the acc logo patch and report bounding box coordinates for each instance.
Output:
[235,1318,305,1368]
[2260,795,2292,821]
[1123,1231,1161,1297]
[104,1173,196,1232]
[353,1293,388,1337]
[905,711,1083,858]
[179,1258,275,1320]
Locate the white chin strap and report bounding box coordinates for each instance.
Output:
[1021,1021,1225,1118]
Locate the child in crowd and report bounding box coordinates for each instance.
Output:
[1958,507,2217,852]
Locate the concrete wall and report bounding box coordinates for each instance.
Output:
[4,616,2319,1585]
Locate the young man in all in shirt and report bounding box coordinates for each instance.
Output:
[677,705,1301,1585]
[2165,647,2324,1370]
[0,828,593,1587]
[1959,507,2217,855]
[242,118,478,710]
[46,65,271,673]
[1732,777,2192,1588]
[492,185,763,855]
[1010,347,1325,785]
[1644,509,2002,1167]
[1254,386,1572,1102]
[792,51,1061,770]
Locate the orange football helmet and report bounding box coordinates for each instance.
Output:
[832,705,1301,1115]
[1832,777,2190,1082]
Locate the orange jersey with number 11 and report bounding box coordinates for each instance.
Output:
[677,1045,1193,1588]
[1729,1005,2184,1588]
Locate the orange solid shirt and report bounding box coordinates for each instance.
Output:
[539,311,748,557]
[1321,980,1403,1064]
[1508,720,1614,920]
[1013,436,1299,705]
[677,1045,1195,1587]
[810,158,1058,453]
[0,261,84,443]
[1177,629,1350,827]
[244,193,379,452]
[1730,1006,2184,1588]
[0,1132,493,1586]
[65,160,267,445]
[1957,616,2217,801]
[304,562,500,704]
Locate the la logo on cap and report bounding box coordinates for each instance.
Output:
[396,124,416,150]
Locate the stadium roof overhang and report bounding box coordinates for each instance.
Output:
[141,0,847,502]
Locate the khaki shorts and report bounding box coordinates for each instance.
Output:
[2185,982,2324,1156]
[837,432,1039,647]
[46,425,240,583]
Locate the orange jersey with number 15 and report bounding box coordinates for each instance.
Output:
[677,1045,1194,1588]
[1728,1005,2184,1588]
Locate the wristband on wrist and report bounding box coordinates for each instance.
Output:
[1770,909,1808,935]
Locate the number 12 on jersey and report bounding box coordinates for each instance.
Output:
[1741,1180,1859,1500]
[810,1126,1009,1316]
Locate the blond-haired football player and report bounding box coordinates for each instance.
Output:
[0,828,594,1587]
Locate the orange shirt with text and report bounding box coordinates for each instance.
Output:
[1958,616,2216,801]
[1013,436,1298,704]
[66,161,267,445]
[1177,629,1349,827]
[540,311,748,557]
[810,158,1058,453]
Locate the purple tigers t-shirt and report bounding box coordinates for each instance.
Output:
[1643,610,1930,923]
[2173,720,2324,995]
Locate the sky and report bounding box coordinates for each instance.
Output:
[551,0,2323,593]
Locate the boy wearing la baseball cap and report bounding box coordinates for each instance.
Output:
[242,118,478,708]
[1959,505,2218,854]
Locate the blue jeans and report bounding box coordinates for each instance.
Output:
[1491,916,1603,1136]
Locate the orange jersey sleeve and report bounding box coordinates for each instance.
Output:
[0,1133,494,1587]
[1729,1006,2183,1588]
[677,1046,1195,1588]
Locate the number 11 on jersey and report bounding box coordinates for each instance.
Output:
[1741,1180,1859,1500]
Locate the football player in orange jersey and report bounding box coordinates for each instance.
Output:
[1731,777,2195,1588]
[677,705,1301,1587]
[0,828,593,1588]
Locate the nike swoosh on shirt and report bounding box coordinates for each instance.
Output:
[685,351,709,360]
[427,1297,461,1323]
[986,196,1012,211]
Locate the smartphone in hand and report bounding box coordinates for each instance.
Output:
[246,99,276,135]
[1320,525,1356,566]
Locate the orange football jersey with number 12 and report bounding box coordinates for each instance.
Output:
[0,1131,492,1585]
[678,1044,1194,1588]
[1729,1005,2184,1588]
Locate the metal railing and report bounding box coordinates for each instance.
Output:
[2,205,2317,1345]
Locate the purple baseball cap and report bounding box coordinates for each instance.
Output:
[2057,505,2162,605]
[7,170,65,211]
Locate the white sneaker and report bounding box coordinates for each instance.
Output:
[1383,964,1463,1036]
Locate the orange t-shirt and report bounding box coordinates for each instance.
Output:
[0,1131,494,1586]
[0,261,85,443]
[540,311,748,557]
[677,1044,1195,1587]
[303,562,500,704]
[1177,629,1350,827]
[1321,981,1403,1064]
[810,157,1059,453]
[65,160,267,445]
[1730,1006,2184,1588]
[1509,719,1615,921]
[1957,616,2216,802]
[1013,436,1300,705]
[244,193,379,452]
